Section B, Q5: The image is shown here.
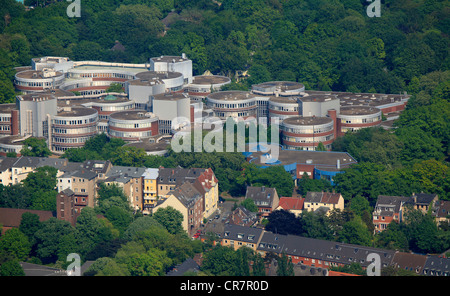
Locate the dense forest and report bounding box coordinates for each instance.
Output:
[0,0,449,276]
[0,0,449,100]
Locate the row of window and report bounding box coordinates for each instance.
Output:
[282,134,334,144]
[53,126,97,135]
[270,105,298,112]
[108,130,152,139]
[281,125,334,134]
[52,117,97,125]
[209,101,256,109]
[53,136,93,143]
[109,121,154,129]
[341,116,381,124]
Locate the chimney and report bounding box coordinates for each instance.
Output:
[262,186,265,192]
[337,159,340,169]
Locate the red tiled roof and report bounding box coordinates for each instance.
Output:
[0,208,54,228]
[278,197,304,211]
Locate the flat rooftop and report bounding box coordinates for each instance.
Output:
[18,93,56,102]
[252,81,305,92]
[58,95,131,107]
[15,69,64,79]
[339,106,381,116]
[244,143,357,168]
[56,106,97,117]
[304,90,409,107]
[299,94,339,102]
[125,140,170,152]
[269,96,300,104]
[191,75,231,85]
[109,110,157,121]
[0,135,29,145]
[72,65,145,74]
[0,104,17,113]
[282,116,333,126]
[207,91,256,102]
[152,92,189,101]
[135,71,182,80]
[151,56,189,63]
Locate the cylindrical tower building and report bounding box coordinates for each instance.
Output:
[281,116,335,151]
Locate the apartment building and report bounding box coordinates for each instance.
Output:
[142,168,159,214]
[102,165,146,211]
[153,181,203,236]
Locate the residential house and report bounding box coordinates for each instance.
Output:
[158,167,219,219]
[222,224,264,252]
[102,166,146,211]
[373,193,440,233]
[58,169,97,212]
[245,186,279,217]
[411,193,439,213]
[432,200,450,225]
[157,167,206,197]
[0,156,50,186]
[153,181,203,236]
[276,197,305,217]
[303,191,344,215]
[224,206,258,227]
[256,230,395,270]
[192,168,219,219]
[372,195,409,232]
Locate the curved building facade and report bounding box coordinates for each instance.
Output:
[50,106,99,152]
[252,81,305,96]
[185,75,231,101]
[108,110,159,142]
[281,116,335,151]
[206,91,257,121]
[337,106,382,136]
[15,69,65,94]
[268,96,301,120]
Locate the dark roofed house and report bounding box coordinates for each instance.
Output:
[411,193,438,213]
[256,229,395,270]
[224,206,258,227]
[0,208,54,234]
[390,252,427,275]
[245,186,279,217]
[222,224,264,252]
[166,258,200,276]
[373,193,439,233]
[422,256,450,276]
[372,195,411,233]
[432,200,450,225]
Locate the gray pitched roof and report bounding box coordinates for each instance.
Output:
[422,256,450,276]
[412,193,438,205]
[223,224,264,244]
[166,258,199,276]
[257,231,395,269]
[158,167,207,186]
[106,166,147,178]
[245,186,277,207]
[169,182,202,208]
